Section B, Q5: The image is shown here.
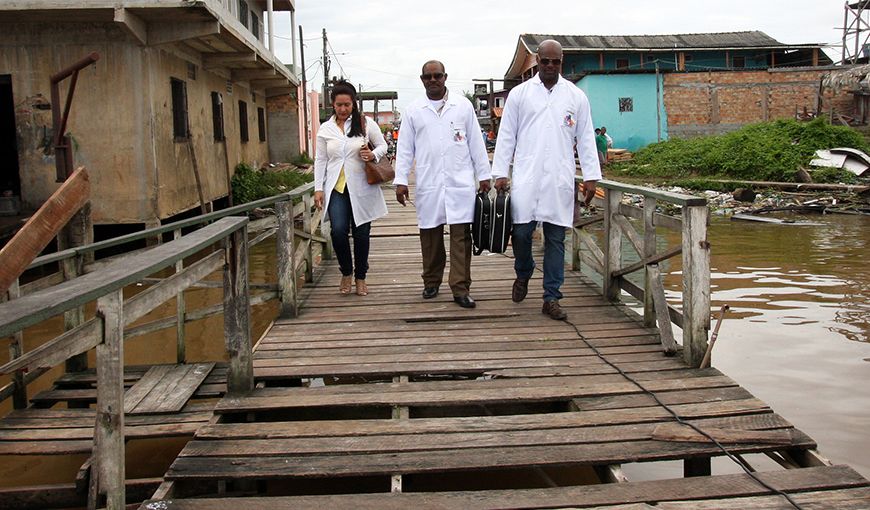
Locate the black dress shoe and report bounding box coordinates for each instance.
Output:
[422,287,439,299]
[453,295,476,309]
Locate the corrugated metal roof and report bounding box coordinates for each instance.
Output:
[521,31,791,51]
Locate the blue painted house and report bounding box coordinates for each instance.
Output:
[503,32,834,151]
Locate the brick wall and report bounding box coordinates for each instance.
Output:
[266,92,300,162]
[664,69,856,138]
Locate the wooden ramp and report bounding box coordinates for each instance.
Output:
[146,196,870,508]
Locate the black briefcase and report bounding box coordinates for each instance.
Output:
[489,190,511,254]
[472,191,492,256]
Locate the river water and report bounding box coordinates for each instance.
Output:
[1,213,868,489]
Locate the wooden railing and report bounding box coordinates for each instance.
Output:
[0,183,327,508]
[571,179,711,367]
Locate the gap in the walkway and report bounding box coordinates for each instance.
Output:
[404,465,601,491]
[411,401,574,418]
[405,313,516,323]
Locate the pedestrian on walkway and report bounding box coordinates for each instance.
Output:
[492,40,602,320]
[394,60,491,309]
[313,81,389,297]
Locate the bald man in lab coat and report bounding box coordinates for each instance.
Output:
[493,40,601,321]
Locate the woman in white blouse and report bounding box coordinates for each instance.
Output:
[313,81,388,296]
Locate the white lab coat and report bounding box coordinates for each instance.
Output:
[314,115,388,225]
[492,74,602,228]
[394,93,491,229]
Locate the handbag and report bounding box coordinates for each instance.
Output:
[472,189,511,255]
[361,117,395,185]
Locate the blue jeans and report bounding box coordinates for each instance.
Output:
[327,189,370,280]
[512,221,566,302]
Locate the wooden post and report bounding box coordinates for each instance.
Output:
[642,197,656,328]
[276,200,298,317]
[321,216,333,261]
[6,280,27,409]
[303,193,314,283]
[603,189,623,302]
[94,289,125,510]
[571,227,581,271]
[61,202,93,379]
[224,226,253,395]
[681,204,711,367]
[174,229,186,364]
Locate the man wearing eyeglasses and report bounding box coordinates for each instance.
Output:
[492,39,601,321]
[395,60,491,309]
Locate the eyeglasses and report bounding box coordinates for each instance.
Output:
[420,72,445,81]
[539,58,562,66]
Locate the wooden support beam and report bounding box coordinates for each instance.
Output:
[648,264,678,356]
[303,194,314,283]
[203,52,257,67]
[0,167,90,296]
[233,68,277,81]
[223,226,253,395]
[113,7,146,45]
[265,86,294,97]
[276,200,298,318]
[682,205,711,367]
[250,77,291,89]
[612,213,643,255]
[603,189,623,302]
[149,21,220,45]
[94,289,125,510]
[611,244,682,278]
[643,196,656,328]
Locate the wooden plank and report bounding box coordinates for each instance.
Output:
[647,264,677,355]
[125,363,215,415]
[0,478,162,510]
[654,487,870,509]
[600,179,707,207]
[603,189,622,301]
[0,216,249,339]
[0,167,90,295]
[166,433,817,480]
[651,422,794,446]
[142,466,869,509]
[224,226,253,395]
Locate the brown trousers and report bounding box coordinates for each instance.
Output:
[419,223,472,297]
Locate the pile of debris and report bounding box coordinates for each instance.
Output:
[809,147,870,178]
[607,148,633,163]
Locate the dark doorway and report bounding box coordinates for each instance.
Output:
[0,75,21,196]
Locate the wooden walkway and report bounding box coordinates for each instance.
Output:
[144,197,870,508]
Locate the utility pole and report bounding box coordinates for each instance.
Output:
[322,28,330,117]
[299,25,309,155]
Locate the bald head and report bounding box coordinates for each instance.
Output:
[421,60,445,74]
[536,40,563,88]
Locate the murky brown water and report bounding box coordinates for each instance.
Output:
[1,214,868,490]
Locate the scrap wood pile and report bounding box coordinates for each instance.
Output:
[607,148,633,162]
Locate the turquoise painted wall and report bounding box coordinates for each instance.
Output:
[576,74,667,152]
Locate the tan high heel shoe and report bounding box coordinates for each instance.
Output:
[339,275,352,295]
[355,279,368,296]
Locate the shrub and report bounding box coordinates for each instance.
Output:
[289,152,314,166]
[231,163,313,204]
[622,119,870,182]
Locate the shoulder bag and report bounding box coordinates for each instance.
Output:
[361,117,395,185]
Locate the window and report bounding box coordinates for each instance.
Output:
[733,56,745,68]
[618,97,633,113]
[616,58,629,69]
[211,92,225,142]
[250,14,259,40]
[684,54,693,62]
[170,78,189,141]
[186,62,197,80]
[238,100,249,142]
[257,107,266,142]
[237,0,248,28]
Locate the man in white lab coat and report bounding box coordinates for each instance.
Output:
[492,40,601,320]
[395,60,492,309]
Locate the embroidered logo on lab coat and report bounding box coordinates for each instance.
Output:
[564,112,576,128]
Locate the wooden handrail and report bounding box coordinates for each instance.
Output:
[0,217,249,339]
[26,182,315,271]
[596,179,708,207]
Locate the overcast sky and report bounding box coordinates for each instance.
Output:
[271,0,850,112]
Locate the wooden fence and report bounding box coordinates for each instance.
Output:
[571,179,711,367]
[0,182,326,509]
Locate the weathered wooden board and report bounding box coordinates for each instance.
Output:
[124,363,215,415]
[143,466,869,508]
[0,167,90,296]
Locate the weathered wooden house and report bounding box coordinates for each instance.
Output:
[502,32,852,150]
[0,0,301,232]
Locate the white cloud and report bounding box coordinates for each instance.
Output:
[270,0,847,112]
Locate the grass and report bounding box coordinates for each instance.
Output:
[231,163,313,205]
